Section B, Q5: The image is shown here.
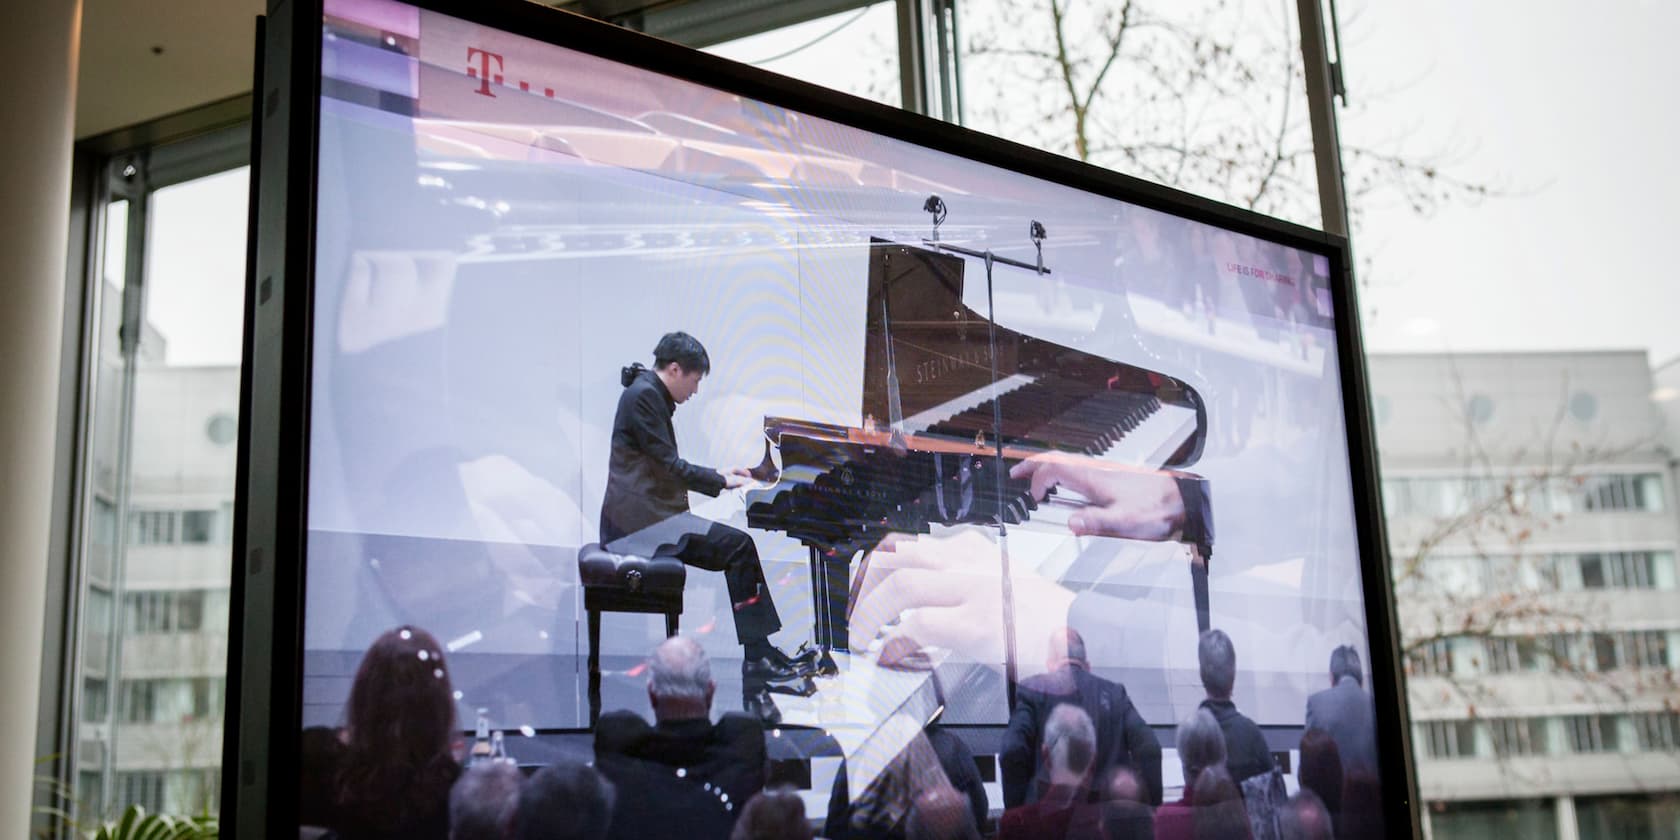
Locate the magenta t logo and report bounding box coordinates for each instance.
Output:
[467,47,504,97]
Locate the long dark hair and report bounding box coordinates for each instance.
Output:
[336,625,460,831]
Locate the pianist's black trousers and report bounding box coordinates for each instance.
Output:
[608,513,781,645]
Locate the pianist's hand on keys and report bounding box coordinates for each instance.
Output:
[848,528,1075,678]
[1009,453,1187,540]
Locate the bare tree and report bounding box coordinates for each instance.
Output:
[960,0,1493,230]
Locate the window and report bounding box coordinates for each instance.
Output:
[129,510,176,545]
[121,680,156,724]
[1422,720,1480,758]
[1485,637,1544,674]
[179,509,216,544]
[67,139,247,818]
[1566,714,1622,754]
[1410,638,1456,676]
[117,772,166,815]
[1633,712,1680,751]
[1487,717,1550,757]
[1593,633,1620,672]
[1627,631,1669,669]
[1575,474,1666,513]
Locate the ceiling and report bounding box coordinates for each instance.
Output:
[74,0,872,140]
[76,0,266,139]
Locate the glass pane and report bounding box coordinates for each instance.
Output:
[70,163,248,822]
[703,3,902,109]
[959,0,1320,226]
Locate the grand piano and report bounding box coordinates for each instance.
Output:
[746,239,1216,670]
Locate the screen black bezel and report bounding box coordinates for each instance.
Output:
[231,0,1418,833]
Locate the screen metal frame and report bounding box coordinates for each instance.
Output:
[230,0,1417,833]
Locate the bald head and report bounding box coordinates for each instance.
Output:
[648,635,713,721]
[906,784,979,840]
[1046,627,1089,672]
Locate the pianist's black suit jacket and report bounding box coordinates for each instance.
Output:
[1001,664,1162,808]
[600,369,727,544]
[593,710,767,812]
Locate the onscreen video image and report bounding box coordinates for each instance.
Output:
[296,0,1386,835]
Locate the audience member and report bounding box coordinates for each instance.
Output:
[1002,628,1163,807]
[1098,768,1155,840]
[906,784,982,840]
[299,625,461,840]
[1294,729,1342,819]
[1277,790,1333,840]
[731,788,812,840]
[1304,646,1377,774]
[594,636,768,809]
[1188,766,1249,840]
[1196,630,1273,783]
[450,762,522,840]
[999,704,1105,839]
[1337,768,1385,840]
[1152,708,1227,840]
[514,762,615,840]
[824,678,986,840]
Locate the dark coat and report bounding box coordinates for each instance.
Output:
[1199,698,1273,783]
[1305,676,1378,774]
[593,710,767,810]
[1000,665,1162,808]
[600,369,726,544]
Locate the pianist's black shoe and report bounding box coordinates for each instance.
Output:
[743,685,782,726]
[742,655,809,683]
[765,641,823,675]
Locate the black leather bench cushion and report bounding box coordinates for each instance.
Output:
[578,543,686,594]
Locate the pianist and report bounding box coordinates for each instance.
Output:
[600,332,815,714]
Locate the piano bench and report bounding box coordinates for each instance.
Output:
[577,543,685,721]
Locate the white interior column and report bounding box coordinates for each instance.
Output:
[0,0,80,834]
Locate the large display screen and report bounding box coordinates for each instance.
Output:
[290,0,1396,833]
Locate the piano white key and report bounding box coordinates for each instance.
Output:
[899,373,1037,436]
[1095,402,1198,466]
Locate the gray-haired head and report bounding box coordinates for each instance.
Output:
[449,762,523,840]
[1176,707,1227,784]
[1198,628,1236,700]
[1044,703,1098,779]
[648,635,714,720]
[1330,645,1363,687]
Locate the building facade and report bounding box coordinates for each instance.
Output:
[1370,351,1680,839]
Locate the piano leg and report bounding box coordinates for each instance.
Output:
[807,546,848,676]
[1191,546,1211,634]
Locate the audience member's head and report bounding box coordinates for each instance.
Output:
[514,762,615,840]
[1104,766,1145,804]
[1198,629,1238,701]
[1100,768,1155,840]
[338,625,459,829]
[905,784,980,840]
[450,762,522,840]
[1189,765,1247,840]
[1279,789,1334,840]
[648,635,715,722]
[1176,708,1228,794]
[1042,703,1098,787]
[1046,626,1090,672]
[1296,728,1343,814]
[730,788,811,840]
[1329,645,1364,688]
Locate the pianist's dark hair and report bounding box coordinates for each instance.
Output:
[336,625,459,834]
[653,331,711,375]
[1329,645,1364,687]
